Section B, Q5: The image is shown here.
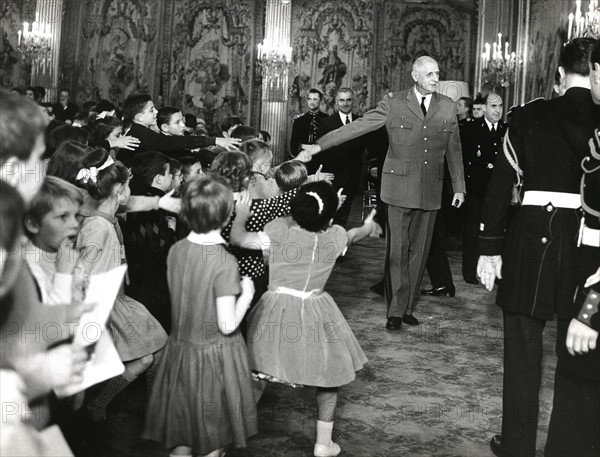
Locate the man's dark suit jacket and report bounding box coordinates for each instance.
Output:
[316,113,366,185]
[290,110,328,157]
[461,118,507,198]
[120,122,217,166]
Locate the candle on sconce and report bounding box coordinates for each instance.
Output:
[23,22,29,37]
[498,33,502,48]
[504,42,509,60]
[17,30,21,46]
[568,13,574,41]
[485,42,491,61]
[492,42,498,59]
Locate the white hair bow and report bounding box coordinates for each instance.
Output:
[76,156,114,183]
[306,191,324,214]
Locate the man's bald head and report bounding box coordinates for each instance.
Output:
[411,57,440,95]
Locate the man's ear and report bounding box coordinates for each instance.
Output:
[558,66,566,81]
[159,123,168,134]
[411,70,418,82]
[24,216,40,235]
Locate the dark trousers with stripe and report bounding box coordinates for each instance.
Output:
[384,206,437,318]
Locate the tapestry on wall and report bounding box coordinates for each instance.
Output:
[381,2,472,98]
[523,0,571,101]
[162,0,257,135]
[0,0,34,88]
[68,0,160,107]
[289,0,373,117]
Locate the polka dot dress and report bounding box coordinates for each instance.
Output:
[221,189,298,277]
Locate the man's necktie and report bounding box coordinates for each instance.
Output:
[345,115,350,125]
[420,97,427,116]
[491,124,496,134]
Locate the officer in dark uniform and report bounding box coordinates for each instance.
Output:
[477,38,599,457]
[546,128,600,457]
[290,88,328,170]
[461,93,506,283]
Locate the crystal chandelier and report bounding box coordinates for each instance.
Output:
[257,37,293,79]
[481,33,521,92]
[567,0,599,40]
[17,13,51,69]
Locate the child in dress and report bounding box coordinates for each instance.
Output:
[144,176,256,457]
[230,181,381,457]
[74,148,168,421]
[24,176,85,305]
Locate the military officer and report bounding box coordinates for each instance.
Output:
[461,93,506,283]
[477,37,599,457]
[290,88,328,170]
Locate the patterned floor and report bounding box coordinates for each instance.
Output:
[64,208,559,457]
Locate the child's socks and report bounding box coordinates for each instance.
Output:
[314,420,341,457]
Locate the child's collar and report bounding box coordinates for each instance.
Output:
[187,230,226,245]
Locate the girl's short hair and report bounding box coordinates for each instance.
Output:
[88,116,122,148]
[74,147,129,201]
[290,181,339,232]
[46,140,94,183]
[181,176,233,234]
[209,151,252,192]
[275,160,308,192]
[240,139,271,163]
[26,176,83,227]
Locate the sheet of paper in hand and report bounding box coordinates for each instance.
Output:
[55,265,127,397]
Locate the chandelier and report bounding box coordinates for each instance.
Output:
[481,33,520,92]
[17,13,51,69]
[567,0,599,40]
[257,38,292,79]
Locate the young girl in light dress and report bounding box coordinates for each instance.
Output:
[73,148,167,420]
[144,176,256,457]
[230,181,381,457]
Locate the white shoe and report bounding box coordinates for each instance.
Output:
[314,441,341,457]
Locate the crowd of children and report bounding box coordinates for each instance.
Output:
[0,90,381,457]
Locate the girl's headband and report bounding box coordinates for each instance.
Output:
[306,191,324,214]
[76,156,114,184]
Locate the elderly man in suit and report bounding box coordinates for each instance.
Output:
[317,87,367,226]
[302,56,465,331]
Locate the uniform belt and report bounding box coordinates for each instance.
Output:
[521,191,581,209]
[272,286,323,299]
[581,226,600,248]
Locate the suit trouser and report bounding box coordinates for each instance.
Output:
[425,215,453,288]
[462,195,483,280]
[384,206,437,318]
[545,349,600,457]
[502,311,564,457]
[332,159,363,227]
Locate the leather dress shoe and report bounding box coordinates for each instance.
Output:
[464,276,479,285]
[402,314,419,326]
[370,281,384,296]
[420,285,456,297]
[385,316,403,330]
[490,435,504,457]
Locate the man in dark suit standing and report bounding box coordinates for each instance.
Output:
[302,56,465,331]
[461,93,506,283]
[290,89,328,167]
[477,38,599,457]
[317,87,367,226]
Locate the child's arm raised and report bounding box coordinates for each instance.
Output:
[216,277,255,335]
[230,192,268,250]
[346,209,383,246]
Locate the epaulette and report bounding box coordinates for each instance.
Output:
[506,97,546,117]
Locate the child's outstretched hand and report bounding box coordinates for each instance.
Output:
[337,188,347,210]
[56,237,81,274]
[363,209,383,238]
[314,165,334,184]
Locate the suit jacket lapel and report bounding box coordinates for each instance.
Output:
[407,88,425,121]
[425,92,442,120]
